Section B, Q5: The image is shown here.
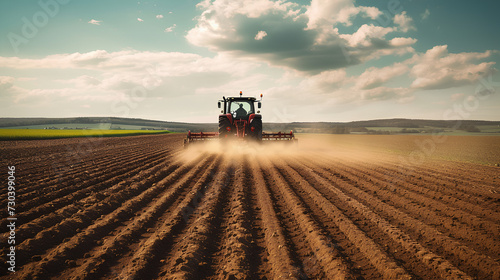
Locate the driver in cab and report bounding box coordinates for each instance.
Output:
[235,104,247,118]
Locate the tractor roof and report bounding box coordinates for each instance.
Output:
[226,97,257,101]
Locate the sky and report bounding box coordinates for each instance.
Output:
[0,0,499,123]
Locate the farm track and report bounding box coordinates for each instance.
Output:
[1,133,499,280]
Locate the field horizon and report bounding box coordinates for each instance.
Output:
[1,116,500,136]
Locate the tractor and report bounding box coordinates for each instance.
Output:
[184,91,296,146]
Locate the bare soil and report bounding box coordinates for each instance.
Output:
[1,134,499,279]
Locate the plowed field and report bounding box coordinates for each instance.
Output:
[1,133,499,280]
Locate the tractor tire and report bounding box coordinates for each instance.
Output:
[219,115,233,139]
[249,116,263,141]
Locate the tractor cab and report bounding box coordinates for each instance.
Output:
[218,92,261,119]
[229,99,253,119]
[226,98,256,119]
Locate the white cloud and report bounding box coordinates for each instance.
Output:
[254,30,267,40]
[88,19,102,25]
[356,63,409,90]
[360,87,413,101]
[396,95,415,104]
[394,11,415,32]
[340,24,394,47]
[421,9,430,20]
[410,45,496,89]
[1,50,262,114]
[0,50,259,83]
[137,18,144,22]
[294,66,415,103]
[186,0,415,74]
[305,0,381,29]
[164,24,176,33]
[195,73,270,96]
[156,14,163,19]
[196,0,297,19]
[0,50,181,70]
[299,69,348,91]
[339,25,416,62]
[13,87,82,103]
[0,76,30,103]
[390,37,417,47]
[19,89,127,104]
[0,76,15,91]
[63,75,101,88]
[451,93,464,101]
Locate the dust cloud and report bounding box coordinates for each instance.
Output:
[178,140,299,162]
[176,134,377,163]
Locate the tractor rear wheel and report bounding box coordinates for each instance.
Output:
[249,116,262,141]
[218,115,233,139]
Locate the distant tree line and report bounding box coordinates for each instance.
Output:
[458,124,481,132]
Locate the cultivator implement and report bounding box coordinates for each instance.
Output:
[262,130,296,141]
[183,131,219,146]
[184,129,296,147]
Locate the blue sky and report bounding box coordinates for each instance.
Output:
[0,0,499,122]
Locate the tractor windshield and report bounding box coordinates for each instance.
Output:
[229,100,254,119]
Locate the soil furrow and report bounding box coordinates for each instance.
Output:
[308,154,500,260]
[1,134,177,200]
[11,154,188,272]
[156,158,235,279]
[357,162,500,224]
[311,151,500,214]
[112,155,223,279]
[3,147,172,209]
[303,158,500,279]
[239,157,268,279]
[357,160,500,215]
[248,156,303,279]
[261,156,356,279]
[1,151,173,243]
[206,157,252,280]
[267,156,412,280]
[61,155,218,280]
[291,157,473,280]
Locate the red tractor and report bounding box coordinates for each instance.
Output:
[184,91,296,146]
